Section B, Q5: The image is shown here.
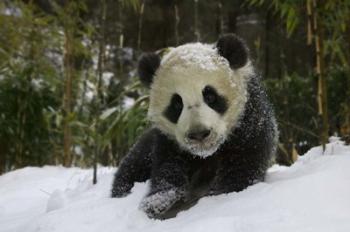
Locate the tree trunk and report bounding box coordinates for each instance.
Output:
[93,0,107,185]
[117,0,124,75]
[227,4,238,33]
[310,0,329,151]
[194,0,200,41]
[15,96,25,168]
[342,18,350,141]
[137,0,145,50]
[160,4,172,47]
[63,27,74,167]
[97,0,106,105]
[216,0,224,35]
[174,3,179,46]
[0,141,6,174]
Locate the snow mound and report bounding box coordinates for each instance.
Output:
[1,140,350,232]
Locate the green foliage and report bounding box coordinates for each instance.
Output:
[0,64,60,168]
[327,67,350,132]
[322,2,350,68]
[102,81,149,164]
[247,0,303,36]
[265,65,350,156]
[248,0,350,63]
[120,0,140,11]
[0,2,62,170]
[265,74,318,147]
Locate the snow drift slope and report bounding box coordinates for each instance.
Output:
[1,139,350,232]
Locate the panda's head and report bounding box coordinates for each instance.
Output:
[138,34,253,158]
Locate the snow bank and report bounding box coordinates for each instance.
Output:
[1,140,350,232]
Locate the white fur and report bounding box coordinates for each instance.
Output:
[148,43,253,157]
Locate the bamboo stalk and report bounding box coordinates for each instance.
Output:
[306,0,313,45]
[63,26,73,167]
[312,0,329,151]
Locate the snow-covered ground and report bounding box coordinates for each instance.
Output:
[1,139,350,232]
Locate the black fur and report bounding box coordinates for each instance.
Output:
[163,93,183,124]
[112,34,277,219]
[216,34,249,69]
[202,85,228,115]
[137,53,161,87]
[111,129,153,197]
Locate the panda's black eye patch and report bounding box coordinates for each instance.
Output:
[202,85,228,115]
[163,93,183,123]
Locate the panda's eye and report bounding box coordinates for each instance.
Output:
[173,96,183,110]
[163,93,183,123]
[202,85,228,115]
[203,86,217,104]
[203,87,216,104]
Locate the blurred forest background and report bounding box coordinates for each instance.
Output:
[0,0,349,175]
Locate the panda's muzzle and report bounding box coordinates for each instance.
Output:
[186,128,211,142]
[183,126,223,157]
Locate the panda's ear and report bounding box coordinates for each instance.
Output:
[137,53,161,88]
[216,34,249,69]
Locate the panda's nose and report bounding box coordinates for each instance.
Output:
[187,129,211,142]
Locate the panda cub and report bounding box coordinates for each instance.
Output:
[111,34,278,219]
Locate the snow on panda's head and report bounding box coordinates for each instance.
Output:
[138,34,253,158]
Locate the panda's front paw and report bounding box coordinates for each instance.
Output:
[139,188,183,219]
[111,181,133,198]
